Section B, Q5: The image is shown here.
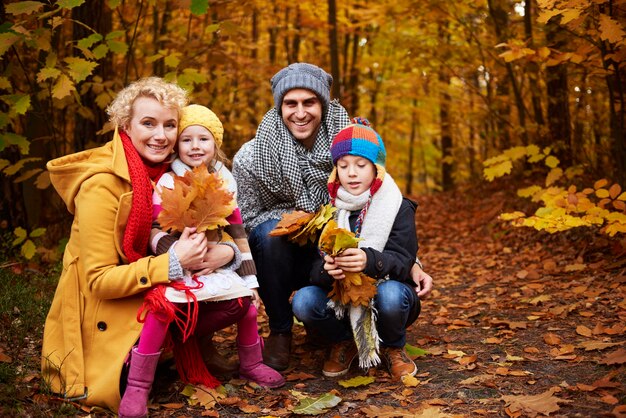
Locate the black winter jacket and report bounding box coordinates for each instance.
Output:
[310,197,418,290]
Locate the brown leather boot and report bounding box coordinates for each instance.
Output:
[322,340,357,377]
[262,332,292,371]
[381,346,417,380]
[198,335,239,376]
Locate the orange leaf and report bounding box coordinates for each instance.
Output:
[609,183,622,199]
[269,211,315,236]
[576,325,593,337]
[158,165,235,233]
[543,333,561,346]
[599,348,626,365]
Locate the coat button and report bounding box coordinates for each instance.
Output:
[97,321,107,331]
[140,277,148,285]
[376,260,383,269]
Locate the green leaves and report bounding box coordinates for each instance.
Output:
[292,393,341,415]
[405,343,429,358]
[5,1,45,15]
[0,32,21,57]
[12,226,46,260]
[190,0,209,15]
[57,0,86,9]
[338,375,375,388]
[65,57,98,83]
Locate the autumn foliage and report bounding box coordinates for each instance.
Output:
[318,220,378,307]
[157,165,235,233]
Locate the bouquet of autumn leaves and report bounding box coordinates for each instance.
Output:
[157,165,236,236]
[270,205,378,306]
[270,206,381,368]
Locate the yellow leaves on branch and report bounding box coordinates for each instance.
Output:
[157,165,235,233]
[485,145,626,237]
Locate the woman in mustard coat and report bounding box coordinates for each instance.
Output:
[41,77,229,415]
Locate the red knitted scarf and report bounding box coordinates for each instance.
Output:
[119,130,168,262]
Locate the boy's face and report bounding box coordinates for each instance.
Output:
[177,125,216,168]
[336,155,376,196]
[281,88,323,149]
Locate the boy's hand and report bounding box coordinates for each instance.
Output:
[333,248,367,273]
[323,255,345,280]
[411,264,433,299]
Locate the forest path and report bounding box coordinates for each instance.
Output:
[146,183,626,417]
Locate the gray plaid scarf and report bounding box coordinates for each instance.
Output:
[252,100,350,213]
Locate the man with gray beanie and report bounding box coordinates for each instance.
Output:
[232,63,351,371]
[233,63,433,372]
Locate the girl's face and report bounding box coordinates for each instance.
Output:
[177,125,216,168]
[336,155,376,196]
[125,96,178,163]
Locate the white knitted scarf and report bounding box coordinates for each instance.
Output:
[329,172,403,369]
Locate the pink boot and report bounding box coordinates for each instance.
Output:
[118,348,161,418]
[238,338,285,388]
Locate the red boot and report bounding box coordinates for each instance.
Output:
[238,338,285,388]
[118,348,161,418]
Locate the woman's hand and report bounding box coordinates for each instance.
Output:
[333,248,367,273]
[188,243,235,276]
[175,227,208,269]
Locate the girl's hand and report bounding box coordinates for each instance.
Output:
[324,255,345,280]
[250,288,261,310]
[333,248,367,273]
[189,243,235,276]
[175,227,208,269]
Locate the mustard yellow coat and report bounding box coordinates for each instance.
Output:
[41,130,171,412]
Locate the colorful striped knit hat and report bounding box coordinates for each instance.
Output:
[328,118,387,200]
[330,117,386,167]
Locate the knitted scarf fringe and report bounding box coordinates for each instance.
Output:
[327,299,381,369]
[137,278,220,388]
[173,336,221,388]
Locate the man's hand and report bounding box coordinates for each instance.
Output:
[410,263,433,299]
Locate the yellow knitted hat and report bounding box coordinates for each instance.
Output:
[178,104,224,148]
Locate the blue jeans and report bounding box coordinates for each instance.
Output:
[248,218,318,333]
[292,280,421,347]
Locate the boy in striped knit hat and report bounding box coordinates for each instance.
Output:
[292,118,423,381]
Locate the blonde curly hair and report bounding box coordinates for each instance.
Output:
[106,77,189,129]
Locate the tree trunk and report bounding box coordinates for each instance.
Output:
[440,72,453,191]
[599,1,626,183]
[488,0,528,145]
[328,0,341,100]
[545,21,572,166]
[524,0,545,131]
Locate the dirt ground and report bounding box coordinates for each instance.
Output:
[19,183,626,417]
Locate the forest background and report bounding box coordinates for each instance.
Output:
[0,1,626,417]
[1,0,625,252]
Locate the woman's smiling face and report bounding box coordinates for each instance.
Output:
[125,96,179,163]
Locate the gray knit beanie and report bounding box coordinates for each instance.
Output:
[270,63,333,113]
